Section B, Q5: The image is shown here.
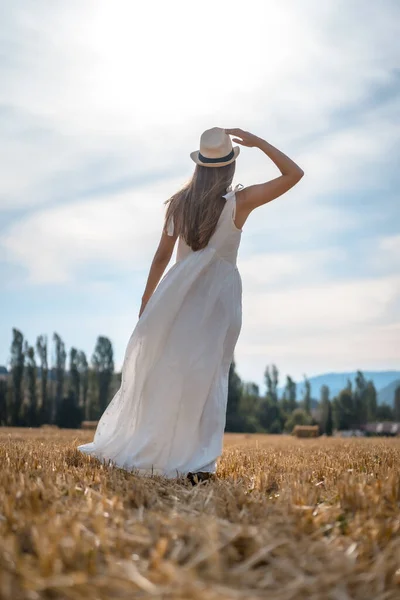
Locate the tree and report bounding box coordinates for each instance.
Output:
[91,336,114,415]
[10,329,25,426]
[78,351,89,419]
[284,408,312,433]
[258,396,283,433]
[259,365,282,433]
[36,335,49,424]
[24,343,38,427]
[320,384,330,404]
[264,364,279,404]
[69,348,80,402]
[332,388,356,430]
[354,370,368,425]
[52,333,66,424]
[319,385,333,435]
[239,383,262,432]
[56,390,83,429]
[302,375,311,415]
[376,403,394,421]
[394,386,400,422]
[281,376,297,414]
[257,384,285,433]
[325,400,333,436]
[0,378,8,425]
[365,381,377,423]
[225,360,243,432]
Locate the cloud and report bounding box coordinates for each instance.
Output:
[0,0,399,384]
[2,102,398,286]
[374,235,400,272]
[1,0,399,211]
[1,175,186,284]
[237,321,400,387]
[236,272,400,383]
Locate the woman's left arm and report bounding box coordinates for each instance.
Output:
[139,229,177,317]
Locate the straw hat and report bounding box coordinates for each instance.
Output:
[190,127,240,167]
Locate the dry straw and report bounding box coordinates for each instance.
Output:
[0,428,399,599]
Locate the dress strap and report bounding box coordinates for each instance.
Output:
[222,184,243,218]
[222,183,243,200]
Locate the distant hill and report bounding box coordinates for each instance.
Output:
[279,371,400,405]
[377,379,400,406]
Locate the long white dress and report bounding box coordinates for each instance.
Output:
[77,185,243,478]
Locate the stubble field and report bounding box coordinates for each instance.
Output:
[0,428,399,600]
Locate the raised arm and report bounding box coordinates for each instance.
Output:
[225,128,304,229]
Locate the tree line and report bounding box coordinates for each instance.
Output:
[226,363,400,435]
[0,328,399,431]
[0,329,115,428]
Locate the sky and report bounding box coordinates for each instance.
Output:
[1,0,399,388]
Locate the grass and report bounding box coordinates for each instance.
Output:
[0,428,399,599]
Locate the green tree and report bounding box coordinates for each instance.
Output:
[258,397,283,433]
[52,333,66,424]
[0,378,8,425]
[365,380,377,423]
[36,335,49,424]
[332,388,356,430]
[225,360,243,432]
[239,383,262,432]
[284,408,312,433]
[302,375,311,415]
[69,347,80,403]
[394,386,400,422]
[264,364,279,404]
[78,351,89,419]
[354,370,368,425]
[24,343,38,427]
[376,403,394,421]
[91,336,114,415]
[319,385,333,435]
[56,390,83,429]
[281,375,297,414]
[10,328,25,426]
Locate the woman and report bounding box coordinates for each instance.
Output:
[78,127,304,481]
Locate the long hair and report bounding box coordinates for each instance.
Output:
[164,162,236,251]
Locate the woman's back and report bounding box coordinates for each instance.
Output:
[176,186,243,266]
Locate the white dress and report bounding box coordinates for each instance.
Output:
[77,185,243,478]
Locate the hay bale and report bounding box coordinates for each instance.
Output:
[293,425,319,438]
[81,421,98,430]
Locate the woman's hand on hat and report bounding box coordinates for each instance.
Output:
[225,128,260,148]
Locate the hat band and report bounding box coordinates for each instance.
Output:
[198,149,234,164]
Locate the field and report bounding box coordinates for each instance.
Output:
[0,429,399,599]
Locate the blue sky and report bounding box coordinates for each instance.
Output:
[1,0,399,386]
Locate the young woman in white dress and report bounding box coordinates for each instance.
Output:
[78,127,304,482]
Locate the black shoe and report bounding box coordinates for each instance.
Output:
[187,471,216,486]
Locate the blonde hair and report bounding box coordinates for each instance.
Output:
[165,163,235,251]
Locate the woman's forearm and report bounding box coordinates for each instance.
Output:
[255,137,303,177]
[141,257,169,304]
[225,129,303,179]
[139,231,177,317]
[139,257,169,317]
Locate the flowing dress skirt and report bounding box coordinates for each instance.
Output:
[78,246,242,478]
